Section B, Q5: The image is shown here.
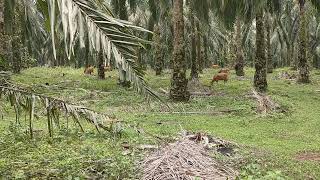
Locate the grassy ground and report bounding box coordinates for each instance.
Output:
[1,67,320,179]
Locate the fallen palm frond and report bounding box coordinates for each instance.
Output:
[157,109,244,115]
[0,85,119,138]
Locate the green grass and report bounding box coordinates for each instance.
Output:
[1,67,320,179]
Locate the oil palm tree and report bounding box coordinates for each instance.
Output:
[310,15,320,68]
[254,8,268,92]
[188,0,198,79]
[297,0,320,83]
[244,0,280,92]
[235,17,245,76]
[265,11,273,73]
[170,0,190,101]
[153,23,163,75]
[210,0,270,92]
[277,1,299,68]
[2,0,25,73]
[210,0,245,75]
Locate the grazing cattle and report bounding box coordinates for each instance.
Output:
[211,73,229,84]
[218,68,230,74]
[84,66,94,75]
[212,64,220,69]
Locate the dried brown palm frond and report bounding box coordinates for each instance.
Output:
[0,85,119,138]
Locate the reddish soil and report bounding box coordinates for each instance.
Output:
[295,152,320,162]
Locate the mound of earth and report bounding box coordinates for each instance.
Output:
[142,133,237,180]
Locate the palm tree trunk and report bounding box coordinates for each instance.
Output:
[254,9,268,92]
[119,0,128,20]
[0,0,6,71]
[98,51,105,79]
[297,0,310,83]
[196,21,203,73]
[11,4,21,74]
[12,37,21,73]
[266,12,273,73]
[235,18,245,76]
[190,11,198,79]
[170,0,190,101]
[153,24,163,75]
[203,33,208,68]
[0,0,4,57]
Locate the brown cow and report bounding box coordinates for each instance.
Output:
[211,73,229,84]
[84,65,94,75]
[212,64,220,69]
[218,68,230,74]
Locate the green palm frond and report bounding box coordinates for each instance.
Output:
[45,0,160,101]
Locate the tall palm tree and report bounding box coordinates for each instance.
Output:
[254,8,268,92]
[245,0,280,92]
[209,1,245,74]
[196,20,203,73]
[193,0,211,72]
[297,0,320,83]
[266,11,273,73]
[11,3,22,74]
[153,24,163,75]
[189,2,198,79]
[277,1,299,67]
[3,0,23,73]
[170,0,190,101]
[210,0,268,91]
[202,31,209,67]
[235,17,245,76]
[297,0,309,83]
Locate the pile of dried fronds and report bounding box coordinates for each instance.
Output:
[277,71,297,80]
[142,133,236,180]
[251,90,281,114]
[0,85,118,138]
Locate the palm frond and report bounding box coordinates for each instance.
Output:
[0,85,122,138]
[45,0,160,101]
